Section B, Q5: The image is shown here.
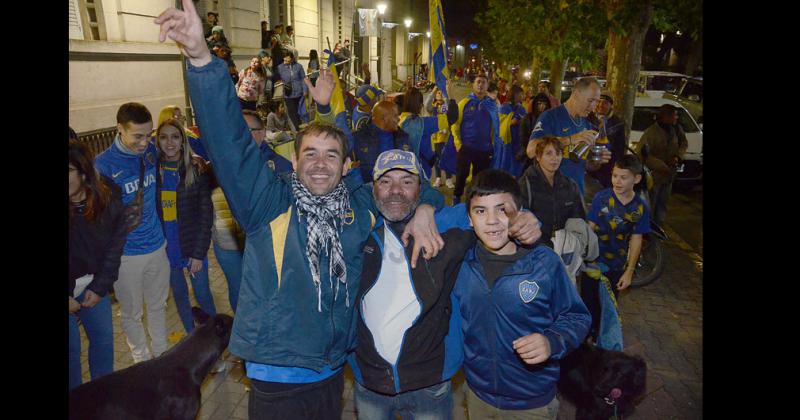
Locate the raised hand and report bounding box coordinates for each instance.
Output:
[401,204,444,268]
[507,206,542,246]
[154,0,212,67]
[305,68,335,106]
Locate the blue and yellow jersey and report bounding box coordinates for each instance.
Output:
[159,161,185,268]
[587,188,651,272]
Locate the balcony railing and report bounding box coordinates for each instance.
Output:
[76,126,117,158]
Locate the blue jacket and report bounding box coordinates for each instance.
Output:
[399,114,437,178]
[95,137,165,256]
[452,93,503,158]
[277,62,308,99]
[452,245,591,410]
[351,123,412,182]
[186,56,443,373]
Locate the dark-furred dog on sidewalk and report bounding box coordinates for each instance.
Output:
[69,308,234,420]
[558,342,647,420]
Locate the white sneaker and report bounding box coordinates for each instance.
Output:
[432,178,442,187]
[446,179,455,189]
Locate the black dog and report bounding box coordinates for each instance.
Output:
[558,343,647,420]
[69,308,234,420]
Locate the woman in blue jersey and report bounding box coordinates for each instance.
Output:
[155,118,217,332]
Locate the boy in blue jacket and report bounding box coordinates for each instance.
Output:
[452,169,591,418]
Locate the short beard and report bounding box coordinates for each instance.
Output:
[373,191,419,222]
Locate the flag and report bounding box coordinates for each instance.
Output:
[358,8,378,37]
[496,107,518,175]
[324,49,345,117]
[323,48,352,151]
[429,0,449,100]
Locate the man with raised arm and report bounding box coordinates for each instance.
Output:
[156,2,446,418]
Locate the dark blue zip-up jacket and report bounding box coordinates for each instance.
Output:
[453,93,499,152]
[452,244,590,410]
[186,56,443,373]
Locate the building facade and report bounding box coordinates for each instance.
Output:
[70,0,430,132]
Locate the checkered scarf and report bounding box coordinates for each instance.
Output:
[290,172,350,311]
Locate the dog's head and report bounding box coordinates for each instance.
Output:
[192,307,234,353]
[588,349,647,418]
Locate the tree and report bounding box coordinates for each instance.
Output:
[604,0,701,138]
[476,0,606,94]
[651,0,703,75]
[473,0,701,139]
[604,0,654,141]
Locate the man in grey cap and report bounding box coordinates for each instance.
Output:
[350,149,543,419]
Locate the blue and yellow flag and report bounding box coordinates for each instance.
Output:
[321,48,352,151]
[429,0,449,101]
[324,49,346,118]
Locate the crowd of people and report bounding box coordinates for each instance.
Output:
[69,2,690,419]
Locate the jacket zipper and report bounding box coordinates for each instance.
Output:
[327,284,335,365]
[473,258,500,397]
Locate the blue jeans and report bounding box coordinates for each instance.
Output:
[355,380,453,420]
[169,257,217,332]
[213,243,243,312]
[650,179,673,226]
[214,243,244,313]
[68,291,113,390]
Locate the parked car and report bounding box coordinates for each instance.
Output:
[663,76,703,126]
[637,71,687,98]
[629,96,702,183]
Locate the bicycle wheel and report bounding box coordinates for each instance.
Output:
[630,235,664,288]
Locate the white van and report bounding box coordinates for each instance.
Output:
[637,71,687,99]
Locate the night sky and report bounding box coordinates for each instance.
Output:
[442,0,484,40]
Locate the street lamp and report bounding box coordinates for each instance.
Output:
[404,18,412,28]
[426,31,431,38]
[377,3,387,15]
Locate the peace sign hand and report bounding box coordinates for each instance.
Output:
[155,0,212,67]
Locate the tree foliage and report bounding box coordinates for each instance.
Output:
[651,0,703,40]
[475,0,608,70]
[473,0,701,72]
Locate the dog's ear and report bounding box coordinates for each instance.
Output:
[192,307,211,325]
